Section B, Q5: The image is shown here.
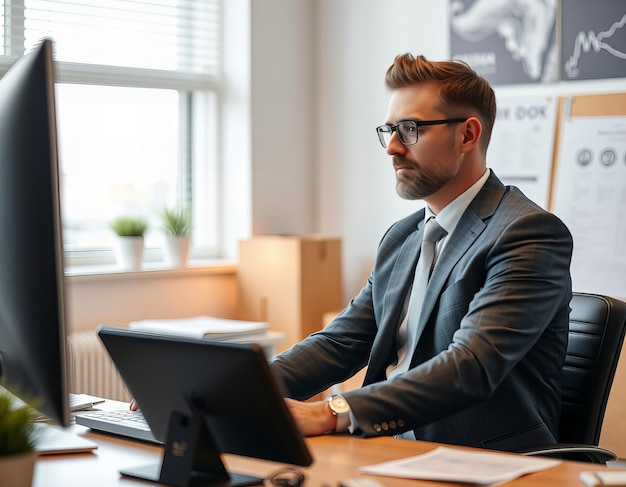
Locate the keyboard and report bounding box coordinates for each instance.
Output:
[74,409,161,444]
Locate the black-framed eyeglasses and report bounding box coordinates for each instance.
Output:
[376,118,468,148]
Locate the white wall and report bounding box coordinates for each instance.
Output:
[250,0,315,235]
[221,0,252,259]
[249,0,451,302]
[66,267,239,334]
[313,0,450,300]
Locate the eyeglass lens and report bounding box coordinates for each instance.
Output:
[378,121,418,148]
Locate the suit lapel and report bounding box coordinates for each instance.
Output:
[365,219,425,383]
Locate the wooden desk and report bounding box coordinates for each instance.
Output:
[35,426,606,487]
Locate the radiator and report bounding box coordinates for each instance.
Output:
[67,332,131,402]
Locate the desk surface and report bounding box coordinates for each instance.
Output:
[35,424,607,487]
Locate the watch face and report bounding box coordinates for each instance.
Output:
[330,396,349,414]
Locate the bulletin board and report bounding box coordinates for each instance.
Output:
[550,92,626,298]
[550,92,626,458]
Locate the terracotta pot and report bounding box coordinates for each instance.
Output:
[0,451,36,487]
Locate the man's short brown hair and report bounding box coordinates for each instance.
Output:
[385,53,496,151]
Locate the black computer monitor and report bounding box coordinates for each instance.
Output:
[0,39,70,427]
[97,326,313,487]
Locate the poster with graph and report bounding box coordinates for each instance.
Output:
[562,0,626,80]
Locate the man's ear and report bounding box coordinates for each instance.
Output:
[459,117,482,153]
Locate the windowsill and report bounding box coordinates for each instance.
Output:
[65,259,238,282]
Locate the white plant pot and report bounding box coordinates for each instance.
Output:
[115,236,144,271]
[164,235,190,268]
[0,451,36,487]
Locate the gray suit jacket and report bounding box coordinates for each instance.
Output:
[270,171,573,451]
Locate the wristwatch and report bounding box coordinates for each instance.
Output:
[327,394,350,432]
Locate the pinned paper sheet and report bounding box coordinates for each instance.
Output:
[360,446,559,486]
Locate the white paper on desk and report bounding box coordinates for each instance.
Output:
[359,446,560,486]
[128,316,268,340]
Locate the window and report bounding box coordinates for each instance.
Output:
[0,0,221,266]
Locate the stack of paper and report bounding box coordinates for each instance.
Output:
[128,316,269,341]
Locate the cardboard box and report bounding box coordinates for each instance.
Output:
[238,235,343,352]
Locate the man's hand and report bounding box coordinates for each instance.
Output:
[284,398,337,436]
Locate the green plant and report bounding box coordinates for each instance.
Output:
[110,216,149,237]
[0,390,38,456]
[161,206,191,236]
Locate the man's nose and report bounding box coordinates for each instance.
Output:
[386,132,406,156]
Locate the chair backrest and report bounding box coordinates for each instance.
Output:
[559,292,626,444]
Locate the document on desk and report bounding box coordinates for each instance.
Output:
[360,446,559,486]
[128,316,268,340]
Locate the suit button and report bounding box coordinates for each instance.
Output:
[389,421,397,429]
[398,419,405,428]
[373,423,382,433]
[382,422,389,431]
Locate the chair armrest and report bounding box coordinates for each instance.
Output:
[517,443,617,464]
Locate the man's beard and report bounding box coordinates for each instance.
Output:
[395,157,450,200]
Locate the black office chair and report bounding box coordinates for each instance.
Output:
[519,292,626,464]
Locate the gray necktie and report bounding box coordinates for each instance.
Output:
[407,218,447,330]
[388,217,447,378]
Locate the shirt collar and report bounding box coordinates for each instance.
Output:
[425,168,490,234]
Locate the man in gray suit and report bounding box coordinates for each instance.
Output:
[269,53,573,451]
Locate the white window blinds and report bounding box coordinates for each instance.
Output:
[3,0,220,83]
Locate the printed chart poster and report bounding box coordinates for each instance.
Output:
[562,0,626,81]
[449,0,558,85]
[552,115,626,297]
[487,95,557,209]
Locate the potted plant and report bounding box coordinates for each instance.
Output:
[110,216,149,271]
[161,206,191,268]
[0,389,38,487]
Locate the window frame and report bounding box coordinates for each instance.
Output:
[1,0,225,270]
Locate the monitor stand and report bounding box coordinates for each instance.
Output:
[120,411,262,487]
